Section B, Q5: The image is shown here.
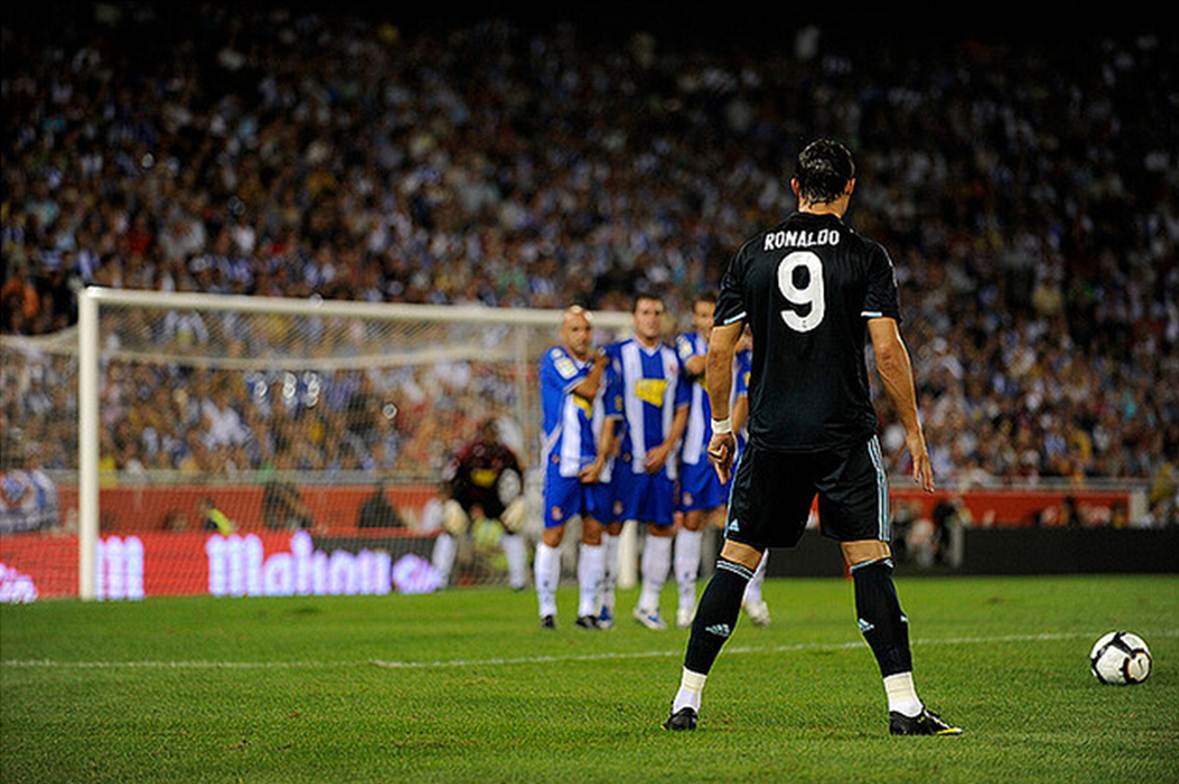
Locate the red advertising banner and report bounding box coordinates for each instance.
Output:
[53,484,438,532]
[1,485,1133,602]
[42,484,1132,533]
[0,529,440,601]
[889,487,1131,527]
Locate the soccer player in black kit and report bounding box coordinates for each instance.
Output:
[431,418,528,591]
[664,139,962,736]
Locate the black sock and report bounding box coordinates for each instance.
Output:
[852,558,912,677]
[684,559,752,675]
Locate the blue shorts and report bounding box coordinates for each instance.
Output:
[678,458,729,513]
[590,480,614,525]
[614,463,676,526]
[606,467,627,524]
[543,467,612,528]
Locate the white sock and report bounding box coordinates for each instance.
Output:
[672,667,707,713]
[638,534,672,614]
[601,533,620,613]
[501,533,527,590]
[883,672,923,717]
[674,528,703,614]
[534,543,560,618]
[744,551,768,604]
[577,543,605,618]
[431,532,457,585]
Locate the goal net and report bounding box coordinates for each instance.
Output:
[0,288,630,601]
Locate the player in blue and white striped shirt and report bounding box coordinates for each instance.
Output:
[672,294,727,629]
[536,307,614,630]
[674,297,769,628]
[601,294,690,630]
[731,332,770,626]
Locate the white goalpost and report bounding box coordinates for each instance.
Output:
[4,287,641,598]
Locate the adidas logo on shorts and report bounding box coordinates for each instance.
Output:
[705,623,731,638]
[858,618,875,633]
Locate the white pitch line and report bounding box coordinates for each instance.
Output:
[0,659,336,670]
[369,630,1179,670]
[3,630,1177,672]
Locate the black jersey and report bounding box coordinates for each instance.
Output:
[446,440,522,519]
[713,211,901,453]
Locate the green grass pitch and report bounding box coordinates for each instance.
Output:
[2,575,1177,783]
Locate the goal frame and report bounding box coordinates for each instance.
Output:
[76,287,633,599]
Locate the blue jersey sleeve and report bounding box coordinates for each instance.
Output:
[604,354,624,418]
[539,350,563,433]
[541,346,588,394]
[675,332,699,363]
[540,347,589,434]
[674,359,691,409]
[735,350,751,397]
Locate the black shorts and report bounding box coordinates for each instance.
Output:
[724,436,891,550]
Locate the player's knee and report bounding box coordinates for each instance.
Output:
[683,511,703,532]
[581,517,603,545]
[841,539,891,568]
[647,522,674,538]
[542,525,565,548]
[720,539,763,571]
[442,500,470,537]
[606,521,624,536]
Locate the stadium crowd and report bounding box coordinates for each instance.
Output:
[1,8,1177,521]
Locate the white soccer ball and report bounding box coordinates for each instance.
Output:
[1089,632,1152,685]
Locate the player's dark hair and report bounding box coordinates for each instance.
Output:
[795,139,855,204]
[694,291,718,306]
[633,292,664,312]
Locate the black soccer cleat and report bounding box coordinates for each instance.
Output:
[889,708,963,736]
[540,615,557,630]
[663,706,698,731]
[575,615,600,630]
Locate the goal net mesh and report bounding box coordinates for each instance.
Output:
[1,294,629,600]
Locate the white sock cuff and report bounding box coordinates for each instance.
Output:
[646,535,673,556]
[680,667,707,693]
[674,529,702,561]
[883,671,922,716]
[883,672,915,691]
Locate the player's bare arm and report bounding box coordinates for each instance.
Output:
[646,404,688,473]
[867,317,934,493]
[682,297,715,379]
[580,411,618,484]
[571,349,608,400]
[704,321,742,483]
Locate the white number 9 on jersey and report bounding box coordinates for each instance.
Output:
[777,251,825,332]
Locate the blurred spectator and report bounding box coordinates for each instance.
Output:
[261,456,314,530]
[0,9,1176,506]
[198,496,234,535]
[0,448,59,533]
[931,497,970,566]
[356,481,404,529]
